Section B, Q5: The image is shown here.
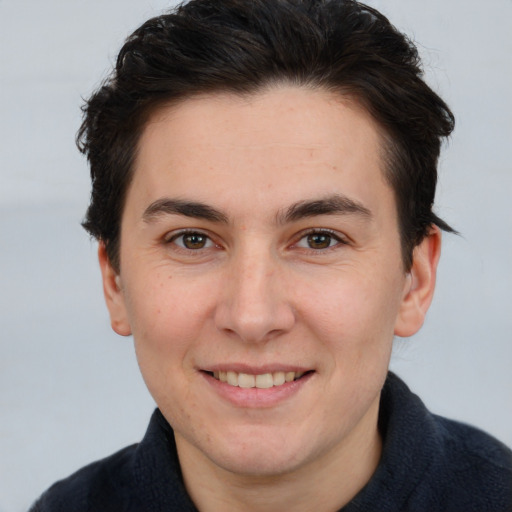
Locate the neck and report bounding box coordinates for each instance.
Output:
[175,396,382,512]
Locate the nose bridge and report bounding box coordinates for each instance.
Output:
[215,240,294,342]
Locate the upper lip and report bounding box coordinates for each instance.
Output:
[201,364,313,374]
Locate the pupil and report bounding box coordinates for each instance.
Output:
[184,233,206,249]
[308,233,331,249]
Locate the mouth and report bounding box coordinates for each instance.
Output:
[204,370,313,389]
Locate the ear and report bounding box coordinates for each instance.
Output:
[394,226,442,337]
[98,242,132,336]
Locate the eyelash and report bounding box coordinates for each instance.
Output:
[165,229,217,252]
[293,229,349,252]
[165,228,348,254]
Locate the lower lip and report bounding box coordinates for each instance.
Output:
[201,372,314,408]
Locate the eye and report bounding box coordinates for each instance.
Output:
[295,230,347,250]
[168,231,215,250]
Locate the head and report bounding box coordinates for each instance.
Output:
[80,0,454,495]
[79,0,455,274]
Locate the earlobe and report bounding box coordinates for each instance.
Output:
[394,226,442,337]
[98,243,132,336]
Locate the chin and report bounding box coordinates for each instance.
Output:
[212,447,305,478]
[201,424,316,477]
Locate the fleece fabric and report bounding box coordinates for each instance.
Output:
[29,373,512,511]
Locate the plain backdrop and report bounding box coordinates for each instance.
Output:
[1,0,511,510]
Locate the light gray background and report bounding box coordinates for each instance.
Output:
[1,1,511,510]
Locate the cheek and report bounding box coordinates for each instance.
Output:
[124,275,217,393]
[128,291,201,412]
[127,270,215,338]
[298,266,405,350]
[124,275,221,434]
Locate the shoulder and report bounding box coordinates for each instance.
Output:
[28,444,140,512]
[435,413,512,469]
[372,373,512,512]
[426,414,512,509]
[28,410,196,512]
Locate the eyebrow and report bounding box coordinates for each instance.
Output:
[142,194,372,225]
[278,194,372,224]
[143,198,229,224]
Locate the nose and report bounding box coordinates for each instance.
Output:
[214,246,295,343]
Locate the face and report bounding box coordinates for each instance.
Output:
[101,86,437,478]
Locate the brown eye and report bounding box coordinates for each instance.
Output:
[182,233,207,249]
[295,230,346,251]
[307,233,333,249]
[171,232,213,250]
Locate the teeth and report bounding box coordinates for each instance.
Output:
[227,371,238,386]
[238,373,256,388]
[211,370,306,388]
[273,371,285,386]
[255,373,273,389]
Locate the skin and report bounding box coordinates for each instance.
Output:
[99,86,441,511]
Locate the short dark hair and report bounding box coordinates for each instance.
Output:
[78,0,455,272]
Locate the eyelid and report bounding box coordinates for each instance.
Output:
[164,228,218,250]
[292,228,350,250]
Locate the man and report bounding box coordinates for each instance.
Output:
[30,0,512,510]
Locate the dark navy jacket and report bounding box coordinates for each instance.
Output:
[30,373,512,511]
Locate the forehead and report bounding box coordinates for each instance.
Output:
[140,87,383,159]
[129,86,393,221]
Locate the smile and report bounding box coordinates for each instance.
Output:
[210,370,308,389]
